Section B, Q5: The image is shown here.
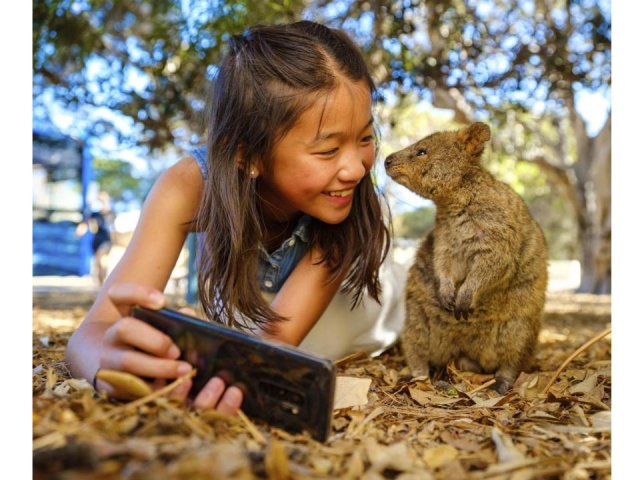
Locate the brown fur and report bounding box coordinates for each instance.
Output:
[384,122,548,394]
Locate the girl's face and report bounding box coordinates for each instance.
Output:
[256,79,375,225]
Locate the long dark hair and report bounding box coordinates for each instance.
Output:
[195,20,391,331]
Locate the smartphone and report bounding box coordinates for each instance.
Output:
[131,306,336,442]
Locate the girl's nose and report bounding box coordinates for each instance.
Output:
[338,149,366,182]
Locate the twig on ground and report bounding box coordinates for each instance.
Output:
[467,378,497,395]
[541,326,611,395]
[236,409,267,444]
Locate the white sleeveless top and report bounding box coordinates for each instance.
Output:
[263,254,406,360]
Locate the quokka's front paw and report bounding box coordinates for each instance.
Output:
[454,287,475,320]
[437,281,456,312]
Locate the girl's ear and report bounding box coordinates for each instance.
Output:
[236,144,260,178]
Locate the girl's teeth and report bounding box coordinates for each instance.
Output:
[327,190,353,197]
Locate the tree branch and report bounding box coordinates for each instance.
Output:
[431,87,476,125]
[527,155,587,230]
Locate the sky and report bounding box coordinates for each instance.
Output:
[11,1,636,473]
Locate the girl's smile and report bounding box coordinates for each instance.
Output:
[323,188,354,206]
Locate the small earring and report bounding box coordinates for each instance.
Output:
[250,169,257,178]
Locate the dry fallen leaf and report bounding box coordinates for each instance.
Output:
[492,426,527,463]
[422,444,459,469]
[364,437,420,473]
[264,439,290,479]
[95,369,153,399]
[569,372,599,395]
[333,376,372,409]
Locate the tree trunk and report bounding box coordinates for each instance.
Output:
[576,113,611,294]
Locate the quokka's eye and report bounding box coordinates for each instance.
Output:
[416,149,427,156]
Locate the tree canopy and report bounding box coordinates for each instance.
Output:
[34,0,305,151]
[34,0,610,149]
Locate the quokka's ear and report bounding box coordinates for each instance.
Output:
[457,122,491,159]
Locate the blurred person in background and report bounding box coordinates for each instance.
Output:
[76,191,116,285]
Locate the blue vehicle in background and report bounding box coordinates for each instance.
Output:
[33,128,94,276]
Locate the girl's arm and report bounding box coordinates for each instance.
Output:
[65,156,242,412]
[263,247,346,346]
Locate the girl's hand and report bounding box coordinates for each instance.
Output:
[96,283,243,414]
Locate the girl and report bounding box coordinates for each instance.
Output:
[65,20,406,414]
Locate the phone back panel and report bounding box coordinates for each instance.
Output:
[132,306,336,441]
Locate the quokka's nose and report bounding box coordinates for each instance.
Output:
[384,155,395,169]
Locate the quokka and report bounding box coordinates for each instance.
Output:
[384,122,548,394]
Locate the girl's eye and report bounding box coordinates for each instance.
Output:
[416,149,427,156]
[361,135,374,143]
[319,148,339,156]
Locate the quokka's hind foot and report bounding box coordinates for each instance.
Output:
[455,356,483,374]
[492,369,518,395]
[428,365,447,384]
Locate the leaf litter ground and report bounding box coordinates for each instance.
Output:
[33,291,611,479]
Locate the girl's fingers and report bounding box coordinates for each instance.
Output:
[95,358,242,414]
[104,316,180,360]
[216,386,244,415]
[100,346,193,380]
[106,282,166,317]
[193,377,244,413]
[192,376,225,408]
[168,378,193,400]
